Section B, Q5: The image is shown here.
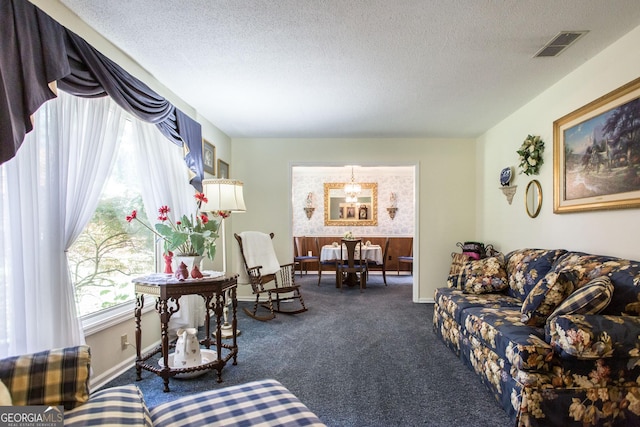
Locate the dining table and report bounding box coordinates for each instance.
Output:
[320,243,383,265]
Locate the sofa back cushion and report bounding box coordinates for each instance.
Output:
[521,270,577,326]
[447,253,471,289]
[460,254,508,294]
[548,276,614,319]
[505,249,568,301]
[0,345,91,410]
[551,252,640,316]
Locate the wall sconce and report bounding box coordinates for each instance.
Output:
[387,192,398,220]
[304,192,315,219]
[499,167,517,204]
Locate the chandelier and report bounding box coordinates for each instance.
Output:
[344,166,361,203]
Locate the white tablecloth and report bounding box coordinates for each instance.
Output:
[320,244,383,265]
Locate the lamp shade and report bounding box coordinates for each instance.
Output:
[200,179,246,213]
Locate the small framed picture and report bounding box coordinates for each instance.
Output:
[218,159,229,179]
[202,139,216,175]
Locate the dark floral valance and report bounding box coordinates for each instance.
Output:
[0,0,203,190]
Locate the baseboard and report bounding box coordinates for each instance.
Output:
[90,340,160,391]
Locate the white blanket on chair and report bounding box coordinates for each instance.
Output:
[239,231,281,276]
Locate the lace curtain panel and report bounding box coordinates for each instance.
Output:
[0,91,126,357]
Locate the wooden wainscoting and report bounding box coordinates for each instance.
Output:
[295,236,413,273]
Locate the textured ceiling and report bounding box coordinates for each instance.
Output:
[58,0,640,139]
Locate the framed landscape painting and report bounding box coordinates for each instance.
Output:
[202,139,216,175]
[553,76,640,213]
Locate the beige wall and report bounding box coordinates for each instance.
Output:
[476,23,640,260]
[228,138,476,303]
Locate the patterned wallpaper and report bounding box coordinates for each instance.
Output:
[292,166,415,237]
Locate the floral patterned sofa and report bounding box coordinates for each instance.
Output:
[433,248,640,427]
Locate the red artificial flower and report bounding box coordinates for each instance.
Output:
[158,205,170,215]
[176,221,181,225]
[126,210,137,222]
[200,214,209,224]
[217,210,230,219]
[158,214,168,221]
[194,192,208,203]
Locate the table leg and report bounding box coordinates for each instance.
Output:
[231,286,238,365]
[203,295,213,349]
[156,299,171,392]
[214,291,224,382]
[135,294,144,381]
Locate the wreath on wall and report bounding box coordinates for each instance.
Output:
[517,135,544,175]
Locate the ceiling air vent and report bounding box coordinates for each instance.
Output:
[534,31,589,57]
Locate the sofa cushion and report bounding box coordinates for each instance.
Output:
[461,254,508,294]
[546,314,640,360]
[550,252,640,316]
[548,276,614,320]
[434,287,521,324]
[149,379,326,427]
[505,249,567,301]
[520,271,577,327]
[64,385,152,427]
[461,307,554,372]
[447,253,470,289]
[0,345,91,410]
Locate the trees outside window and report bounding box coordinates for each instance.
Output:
[68,123,156,317]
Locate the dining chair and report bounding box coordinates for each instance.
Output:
[366,237,390,285]
[293,236,321,285]
[314,237,338,287]
[397,238,414,275]
[337,239,367,292]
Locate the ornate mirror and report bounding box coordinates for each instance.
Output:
[324,182,378,226]
[525,179,542,218]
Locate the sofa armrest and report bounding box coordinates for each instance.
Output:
[0,345,91,409]
[546,314,640,360]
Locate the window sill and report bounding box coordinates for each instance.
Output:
[81,300,153,336]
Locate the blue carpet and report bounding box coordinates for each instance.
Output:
[104,273,512,426]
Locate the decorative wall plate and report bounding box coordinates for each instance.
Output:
[500,167,512,186]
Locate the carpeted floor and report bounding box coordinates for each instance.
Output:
[104,273,512,426]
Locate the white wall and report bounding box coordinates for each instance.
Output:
[229,138,476,303]
[477,24,640,260]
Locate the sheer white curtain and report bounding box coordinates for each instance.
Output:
[130,119,205,333]
[0,91,126,357]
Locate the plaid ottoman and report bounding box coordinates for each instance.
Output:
[149,379,326,427]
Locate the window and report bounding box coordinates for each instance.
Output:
[67,122,156,317]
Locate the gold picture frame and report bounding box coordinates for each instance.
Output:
[324,182,378,226]
[217,159,229,179]
[553,76,640,213]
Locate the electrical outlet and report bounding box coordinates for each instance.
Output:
[120,334,128,350]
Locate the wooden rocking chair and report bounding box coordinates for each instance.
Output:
[235,231,308,321]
